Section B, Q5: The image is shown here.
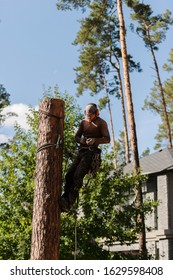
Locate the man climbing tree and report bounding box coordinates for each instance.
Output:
[61,103,110,212]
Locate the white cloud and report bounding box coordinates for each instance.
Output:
[2,103,31,130]
[0,103,38,143]
[0,134,9,143]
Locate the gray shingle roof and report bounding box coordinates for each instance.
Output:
[124,148,173,175]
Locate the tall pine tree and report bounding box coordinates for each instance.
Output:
[128,0,173,148]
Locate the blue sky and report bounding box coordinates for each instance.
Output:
[0,0,173,155]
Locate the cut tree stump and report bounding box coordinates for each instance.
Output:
[30,98,64,260]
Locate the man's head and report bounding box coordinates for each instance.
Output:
[84,103,99,121]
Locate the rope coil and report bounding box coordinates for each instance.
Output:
[37,135,62,153]
[36,109,63,153]
[39,109,63,120]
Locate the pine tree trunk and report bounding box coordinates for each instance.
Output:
[30,98,64,260]
[110,56,130,164]
[104,77,117,168]
[117,66,130,163]
[147,28,172,148]
[117,0,139,171]
[116,0,147,257]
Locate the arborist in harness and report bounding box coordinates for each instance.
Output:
[61,103,110,212]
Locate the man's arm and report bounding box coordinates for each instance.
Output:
[75,121,86,144]
[94,120,110,145]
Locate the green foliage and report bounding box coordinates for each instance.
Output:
[140,147,150,158]
[42,86,83,173]
[128,1,173,49]
[74,0,141,100]
[143,50,173,149]
[163,48,173,72]
[0,84,10,125]
[0,85,17,130]
[0,125,36,259]
[60,160,157,260]
[0,88,157,259]
[0,89,83,259]
[115,131,130,166]
[56,0,91,11]
[73,0,119,98]
[129,2,173,149]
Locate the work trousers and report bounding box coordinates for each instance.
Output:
[62,148,101,208]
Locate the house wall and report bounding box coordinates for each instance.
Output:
[109,171,173,259]
[144,176,157,230]
[167,172,173,229]
[146,172,173,260]
[142,173,173,259]
[157,174,169,230]
[159,239,169,259]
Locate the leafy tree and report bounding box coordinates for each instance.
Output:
[56,0,91,11]
[73,0,136,165]
[60,159,157,260]
[143,49,173,149]
[0,84,10,125]
[0,88,157,259]
[128,0,173,148]
[163,48,173,72]
[57,0,151,259]
[0,125,36,259]
[116,0,147,257]
[0,88,83,259]
[73,0,120,167]
[140,147,150,158]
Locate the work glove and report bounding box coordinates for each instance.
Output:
[86,138,95,145]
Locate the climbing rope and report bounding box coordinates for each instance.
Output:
[36,109,63,153]
[73,177,92,260]
[39,109,63,120]
[74,195,79,260]
[37,135,62,153]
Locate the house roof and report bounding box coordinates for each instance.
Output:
[124,148,173,175]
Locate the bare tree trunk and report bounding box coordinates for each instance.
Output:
[30,98,64,260]
[104,77,117,169]
[117,0,139,171]
[110,54,130,164]
[116,0,147,257]
[117,65,131,164]
[146,28,172,148]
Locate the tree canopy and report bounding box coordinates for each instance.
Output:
[0,89,157,259]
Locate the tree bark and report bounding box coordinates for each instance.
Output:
[30,98,64,260]
[103,76,117,169]
[117,0,139,171]
[110,55,130,164]
[116,0,147,257]
[117,65,130,164]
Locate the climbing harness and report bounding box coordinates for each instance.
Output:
[78,147,101,175]
[89,150,101,175]
[69,146,101,176]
